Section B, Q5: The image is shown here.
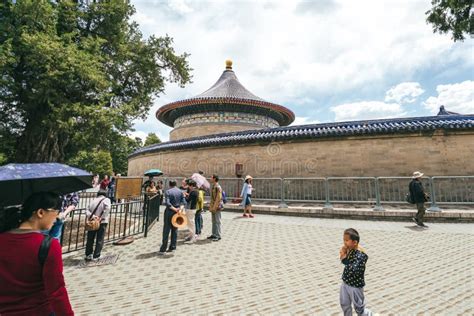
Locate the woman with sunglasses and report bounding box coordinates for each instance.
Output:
[0,192,74,315]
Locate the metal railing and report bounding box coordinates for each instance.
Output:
[158,176,474,212]
[61,191,146,254]
[143,193,162,237]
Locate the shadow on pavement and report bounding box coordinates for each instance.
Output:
[404,225,427,232]
[194,239,212,245]
[232,215,247,220]
[63,257,85,267]
[136,252,175,260]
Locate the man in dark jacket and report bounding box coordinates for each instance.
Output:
[409,171,428,227]
[158,180,186,255]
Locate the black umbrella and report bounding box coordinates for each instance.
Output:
[0,163,92,207]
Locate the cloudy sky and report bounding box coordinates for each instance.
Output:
[130,0,473,142]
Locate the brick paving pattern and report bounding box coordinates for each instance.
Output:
[63,211,474,315]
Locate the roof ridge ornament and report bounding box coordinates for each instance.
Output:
[225,59,233,70]
[437,105,459,116]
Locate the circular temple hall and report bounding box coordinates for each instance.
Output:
[129,61,474,177]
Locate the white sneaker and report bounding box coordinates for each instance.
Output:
[85,254,93,261]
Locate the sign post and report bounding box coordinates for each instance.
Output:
[113,177,143,245]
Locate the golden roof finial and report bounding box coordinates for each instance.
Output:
[225,59,233,70]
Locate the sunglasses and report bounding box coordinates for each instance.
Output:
[45,208,60,214]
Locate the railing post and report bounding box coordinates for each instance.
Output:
[373,177,384,211]
[143,196,149,238]
[278,178,288,208]
[323,178,333,210]
[428,177,441,212]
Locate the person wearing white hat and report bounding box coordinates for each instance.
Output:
[240,175,254,218]
[409,171,429,227]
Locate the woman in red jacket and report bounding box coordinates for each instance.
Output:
[0,192,74,315]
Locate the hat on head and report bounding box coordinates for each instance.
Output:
[244,175,253,181]
[412,171,424,179]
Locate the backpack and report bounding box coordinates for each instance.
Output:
[405,193,415,204]
[406,181,416,204]
[222,190,228,204]
[38,234,52,266]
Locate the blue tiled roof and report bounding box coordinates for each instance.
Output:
[194,69,265,101]
[129,114,474,158]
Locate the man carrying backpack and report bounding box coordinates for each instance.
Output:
[409,171,429,228]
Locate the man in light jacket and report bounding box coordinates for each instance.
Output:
[207,175,223,242]
[85,189,111,261]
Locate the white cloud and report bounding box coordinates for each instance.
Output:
[128,131,148,142]
[330,101,405,121]
[385,82,425,104]
[423,80,474,114]
[167,0,193,14]
[131,0,472,100]
[130,0,473,139]
[291,117,320,126]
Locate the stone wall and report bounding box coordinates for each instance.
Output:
[129,130,474,177]
[170,123,268,141]
[173,112,279,128]
[169,112,279,140]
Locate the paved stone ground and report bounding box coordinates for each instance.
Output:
[63,210,474,315]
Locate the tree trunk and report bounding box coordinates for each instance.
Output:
[16,118,67,163]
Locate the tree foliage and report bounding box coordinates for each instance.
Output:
[108,134,143,175]
[0,0,192,165]
[426,0,472,41]
[144,132,161,147]
[68,150,113,176]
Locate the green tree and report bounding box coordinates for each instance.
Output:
[0,128,16,165]
[144,132,161,147]
[0,0,192,163]
[426,0,472,41]
[68,150,113,176]
[108,134,143,175]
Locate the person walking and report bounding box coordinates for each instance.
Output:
[92,174,99,188]
[184,180,199,243]
[409,171,429,228]
[146,181,158,194]
[159,180,186,255]
[0,192,74,315]
[107,174,116,204]
[157,180,164,205]
[85,190,111,261]
[99,175,109,190]
[240,175,254,218]
[46,192,79,242]
[195,186,205,236]
[207,175,223,242]
[142,176,154,191]
[339,228,373,316]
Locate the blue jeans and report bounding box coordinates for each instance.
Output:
[245,194,252,206]
[46,218,64,242]
[195,210,203,235]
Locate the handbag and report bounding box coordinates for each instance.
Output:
[85,197,106,231]
[405,193,415,204]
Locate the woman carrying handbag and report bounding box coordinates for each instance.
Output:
[85,190,111,261]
